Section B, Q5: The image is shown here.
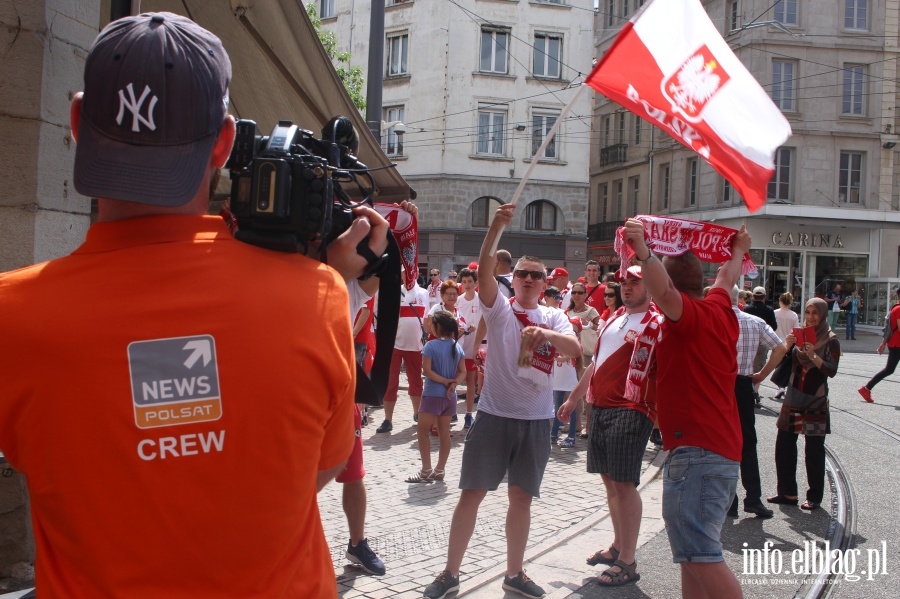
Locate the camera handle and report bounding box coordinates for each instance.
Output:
[355,238,389,281]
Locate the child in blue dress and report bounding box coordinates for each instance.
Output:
[406,310,466,483]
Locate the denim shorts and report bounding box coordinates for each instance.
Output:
[662,446,739,563]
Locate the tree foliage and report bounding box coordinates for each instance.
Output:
[306,3,367,111]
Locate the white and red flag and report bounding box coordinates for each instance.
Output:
[586,0,791,212]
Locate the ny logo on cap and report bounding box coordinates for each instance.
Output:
[116,83,158,132]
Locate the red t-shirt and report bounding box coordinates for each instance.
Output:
[585,283,606,311]
[655,287,742,461]
[888,303,900,348]
[0,216,354,598]
[589,334,657,422]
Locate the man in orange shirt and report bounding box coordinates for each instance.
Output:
[0,13,388,598]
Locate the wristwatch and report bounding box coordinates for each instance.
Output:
[635,251,655,265]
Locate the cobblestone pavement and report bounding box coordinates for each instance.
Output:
[316,375,662,599]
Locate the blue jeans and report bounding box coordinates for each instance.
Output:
[662,447,739,563]
[845,312,857,339]
[552,390,577,440]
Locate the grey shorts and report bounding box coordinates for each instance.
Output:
[458,411,552,498]
[587,406,654,485]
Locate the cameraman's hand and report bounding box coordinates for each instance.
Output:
[329,205,390,283]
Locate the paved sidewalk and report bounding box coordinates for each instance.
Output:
[316,382,663,599]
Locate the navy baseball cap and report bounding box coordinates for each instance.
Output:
[74,12,231,206]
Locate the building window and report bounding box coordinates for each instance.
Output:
[476,106,507,155]
[383,106,405,156]
[622,0,629,17]
[722,179,732,204]
[533,33,562,79]
[772,60,796,112]
[842,65,866,115]
[607,0,615,27]
[687,158,698,206]
[728,0,740,31]
[480,28,509,74]
[602,115,611,147]
[634,116,641,146]
[768,147,793,201]
[845,0,868,30]
[839,151,864,204]
[616,112,626,144]
[614,179,623,221]
[600,183,609,221]
[387,33,409,76]
[629,176,640,216]
[659,163,670,210]
[773,0,797,25]
[472,196,503,227]
[532,111,559,159]
[320,0,335,19]
[525,200,557,231]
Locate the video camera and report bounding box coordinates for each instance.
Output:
[225,115,376,255]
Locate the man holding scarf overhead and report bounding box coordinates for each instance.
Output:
[623,217,751,599]
[423,203,579,599]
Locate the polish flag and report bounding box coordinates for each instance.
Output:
[586,0,791,212]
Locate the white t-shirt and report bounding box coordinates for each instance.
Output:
[456,292,482,357]
[553,359,579,392]
[496,274,514,299]
[396,284,429,351]
[426,281,442,309]
[774,306,800,341]
[593,311,647,372]
[347,279,374,324]
[479,298,576,420]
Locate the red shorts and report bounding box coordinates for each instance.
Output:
[336,404,365,483]
[464,358,477,373]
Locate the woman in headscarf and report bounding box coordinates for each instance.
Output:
[768,298,840,511]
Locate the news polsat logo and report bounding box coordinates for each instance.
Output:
[128,335,222,429]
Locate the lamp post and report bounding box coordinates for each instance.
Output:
[381,121,406,156]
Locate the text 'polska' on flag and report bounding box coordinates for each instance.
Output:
[586,0,791,212]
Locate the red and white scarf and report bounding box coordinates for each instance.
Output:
[593,303,663,406]
[614,215,757,279]
[510,298,557,385]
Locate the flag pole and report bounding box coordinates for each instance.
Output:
[488,84,589,256]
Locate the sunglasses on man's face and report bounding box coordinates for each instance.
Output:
[514,269,546,280]
[430,273,439,277]
[547,295,561,301]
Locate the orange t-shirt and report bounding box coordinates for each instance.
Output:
[0,215,354,598]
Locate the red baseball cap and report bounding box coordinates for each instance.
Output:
[615,265,643,281]
[549,267,569,279]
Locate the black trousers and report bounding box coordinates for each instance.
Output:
[735,376,762,502]
[774,429,826,504]
[866,346,900,390]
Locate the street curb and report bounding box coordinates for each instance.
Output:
[457,447,668,597]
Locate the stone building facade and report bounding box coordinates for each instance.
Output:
[320,0,594,279]
[589,0,900,325]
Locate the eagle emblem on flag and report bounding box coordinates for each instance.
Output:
[662,45,730,123]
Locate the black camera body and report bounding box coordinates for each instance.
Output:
[226,117,365,253]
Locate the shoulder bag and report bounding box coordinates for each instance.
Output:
[770,350,793,388]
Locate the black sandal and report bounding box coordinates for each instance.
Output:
[586,546,619,566]
[597,559,640,587]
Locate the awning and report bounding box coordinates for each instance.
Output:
[138,0,414,202]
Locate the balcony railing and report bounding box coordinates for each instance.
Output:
[588,221,621,243]
[600,143,627,166]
